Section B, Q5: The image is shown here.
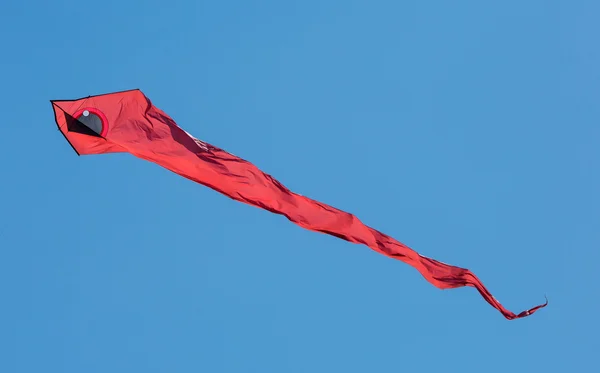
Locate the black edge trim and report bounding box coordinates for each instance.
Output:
[51,101,80,156]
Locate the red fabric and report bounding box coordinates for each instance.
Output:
[51,89,547,320]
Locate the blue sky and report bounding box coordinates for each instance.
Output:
[1,0,598,372]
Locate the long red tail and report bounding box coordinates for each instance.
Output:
[159,140,548,320]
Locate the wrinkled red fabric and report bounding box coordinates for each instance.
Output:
[51,89,547,320]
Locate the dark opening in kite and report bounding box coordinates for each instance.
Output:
[68,107,108,137]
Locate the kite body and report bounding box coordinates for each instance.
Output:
[50,89,546,320]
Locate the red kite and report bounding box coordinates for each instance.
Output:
[50,89,547,320]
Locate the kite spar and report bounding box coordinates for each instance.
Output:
[50,89,547,320]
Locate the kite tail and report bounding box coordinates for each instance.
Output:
[287,192,547,320]
[168,145,546,320]
[128,122,547,320]
[418,256,548,319]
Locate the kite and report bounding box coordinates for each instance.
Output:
[50,89,547,320]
